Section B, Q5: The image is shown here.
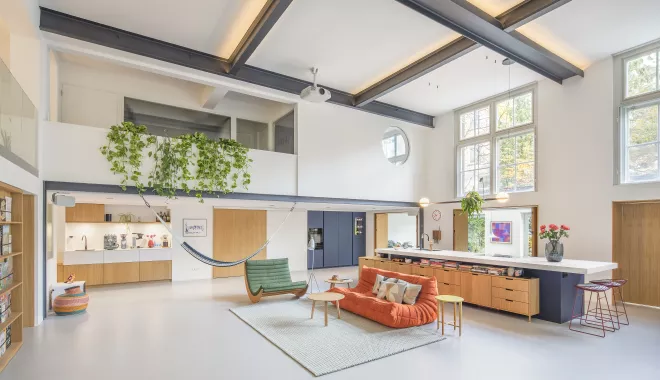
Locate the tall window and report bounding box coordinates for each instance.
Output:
[616,42,660,184]
[455,85,537,197]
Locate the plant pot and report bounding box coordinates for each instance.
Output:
[545,241,564,262]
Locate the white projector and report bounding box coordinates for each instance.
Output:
[300,67,331,103]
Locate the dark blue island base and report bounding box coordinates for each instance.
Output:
[525,269,584,324]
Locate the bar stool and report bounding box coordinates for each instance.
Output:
[590,279,629,327]
[569,283,616,338]
[436,295,463,336]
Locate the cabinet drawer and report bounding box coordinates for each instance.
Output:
[418,266,434,277]
[492,277,529,292]
[390,262,411,274]
[492,297,529,315]
[492,287,529,303]
[438,283,461,297]
[435,268,461,285]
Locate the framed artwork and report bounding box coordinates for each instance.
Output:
[183,219,207,237]
[491,221,512,244]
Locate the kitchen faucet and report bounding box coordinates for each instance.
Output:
[421,233,430,249]
[82,235,88,250]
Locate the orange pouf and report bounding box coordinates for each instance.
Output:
[53,286,89,316]
[328,266,438,328]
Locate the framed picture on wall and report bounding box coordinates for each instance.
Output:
[183,219,207,237]
[490,221,512,244]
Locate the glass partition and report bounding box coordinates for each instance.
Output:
[0,58,37,174]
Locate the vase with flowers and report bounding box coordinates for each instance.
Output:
[539,224,570,262]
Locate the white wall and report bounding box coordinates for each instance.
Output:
[169,203,214,281]
[265,210,307,272]
[297,101,429,202]
[422,56,660,280]
[387,212,417,244]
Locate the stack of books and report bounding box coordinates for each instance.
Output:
[458,264,473,271]
[487,267,507,276]
[419,259,430,266]
[471,266,490,274]
[429,259,445,267]
[443,261,458,269]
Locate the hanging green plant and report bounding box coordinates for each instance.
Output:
[100,122,252,201]
[460,191,484,217]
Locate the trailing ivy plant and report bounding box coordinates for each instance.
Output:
[100,122,252,201]
[460,190,484,217]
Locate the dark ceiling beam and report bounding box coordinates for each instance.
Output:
[355,0,579,106]
[398,0,582,83]
[39,7,434,128]
[228,0,293,74]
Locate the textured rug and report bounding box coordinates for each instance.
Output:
[230,299,444,376]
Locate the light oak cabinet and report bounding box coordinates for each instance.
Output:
[103,262,140,284]
[461,272,492,308]
[491,276,539,321]
[61,264,104,286]
[65,203,105,223]
[139,261,172,282]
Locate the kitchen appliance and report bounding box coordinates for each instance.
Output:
[104,234,118,250]
[120,234,128,249]
[162,235,169,248]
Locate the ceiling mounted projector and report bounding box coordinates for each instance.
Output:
[300,67,331,103]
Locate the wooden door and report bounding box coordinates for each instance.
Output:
[375,213,389,249]
[453,209,468,251]
[213,209,267,278]
[613,202,660,307]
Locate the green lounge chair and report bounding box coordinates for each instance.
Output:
[244,258,308,303]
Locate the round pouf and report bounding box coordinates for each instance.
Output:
[53,286,89,316]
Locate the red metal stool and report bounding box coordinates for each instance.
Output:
[569,283,616,337]
[591,279,629,327]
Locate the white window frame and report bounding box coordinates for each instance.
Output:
[614,39,660,185]
[455,84,538,197]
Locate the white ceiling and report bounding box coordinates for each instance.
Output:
[39,0,267,58]
[41,0,660,119]
[517,0,660,70]
[379,46,544,116]
[247,0,460,93]
[53,191,416,213]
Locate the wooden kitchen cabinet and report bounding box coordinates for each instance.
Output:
[461,272,492,307]
[65,203,105,223]
[139,261,172,282]
[103,262,140,284]
[61,264,104,286]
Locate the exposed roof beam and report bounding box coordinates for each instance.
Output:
[398,0,583,83]
[39,7,434,128]
[355,0,579,106]
[228,0,293,74]
[201,87,230,109]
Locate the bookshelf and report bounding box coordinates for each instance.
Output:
[0,181,25,373]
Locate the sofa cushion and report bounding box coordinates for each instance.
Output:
[398,280,423,305]
[372,274,393,294]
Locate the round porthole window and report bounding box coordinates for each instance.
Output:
[381,127,410,166]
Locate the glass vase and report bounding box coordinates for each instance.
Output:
[545,240,564,262]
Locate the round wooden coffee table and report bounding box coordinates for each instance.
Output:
[325,278,353,289]
[308,292,345,326]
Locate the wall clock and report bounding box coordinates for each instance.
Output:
[432,210,441,221]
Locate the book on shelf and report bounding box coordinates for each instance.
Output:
[0,196,11,222]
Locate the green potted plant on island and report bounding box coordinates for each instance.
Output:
[460,190,484,217]
[539,224,570,262]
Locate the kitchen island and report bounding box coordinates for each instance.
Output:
[58,248,173,285]
[374,248,618,323]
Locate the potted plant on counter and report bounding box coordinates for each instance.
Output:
[540,224,570,262]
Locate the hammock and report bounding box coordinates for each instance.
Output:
[140,195,296,267]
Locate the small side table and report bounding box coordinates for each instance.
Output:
[436,295,463,336]
[308,292,345,326]
[325,278,353,289]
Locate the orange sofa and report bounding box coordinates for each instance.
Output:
[328,266,438,328]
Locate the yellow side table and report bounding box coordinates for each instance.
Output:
[436,295,464,336]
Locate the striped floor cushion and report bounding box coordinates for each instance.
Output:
[53,286,89,316]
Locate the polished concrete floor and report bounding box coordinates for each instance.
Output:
[2,267,660,380]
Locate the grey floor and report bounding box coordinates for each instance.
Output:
[2,267,660,380]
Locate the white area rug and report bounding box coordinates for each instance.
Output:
[230,298,445,376]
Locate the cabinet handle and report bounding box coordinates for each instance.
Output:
[505,278,514,281]
[444,283,450,285]
[505,299,513,302]
[505,288,514,291]
[472,273,479,276]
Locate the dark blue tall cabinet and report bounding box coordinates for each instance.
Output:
[307,211,365,269]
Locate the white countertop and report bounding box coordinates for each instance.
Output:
[63,248,172,265]
[374,248,617,275]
